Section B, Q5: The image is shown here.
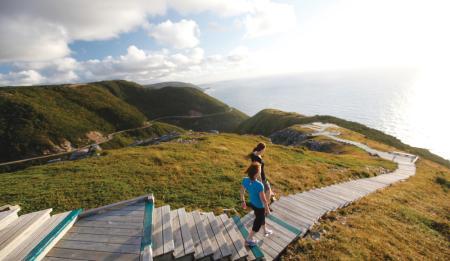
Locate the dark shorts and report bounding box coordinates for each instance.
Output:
[248,203,265,232]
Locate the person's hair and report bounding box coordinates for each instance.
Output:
[245,162,261,181]
[253,142,266,153]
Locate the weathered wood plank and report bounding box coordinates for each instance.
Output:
[7,211,68,260]
[275,197,322,220]
[186,211,205,259]
[171,210,184,258]
[192,211,214,258]
[0,208,52,259]
[56,239,140,254]
[70,226,142,236]
[161,205,174,254]
[201,213,221,260]
[64,232,141,245]
[46,247,139,260]
[207,212,233,259]
[75,220,143,229]
[178,208,195,256]
[152,207,164,257]
[217,215,239,261]
[219,214,248,260]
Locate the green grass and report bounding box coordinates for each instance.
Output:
[284,159,450,260]
[0,133,395,214]
[0,80,248,162]
[237,109,450,168]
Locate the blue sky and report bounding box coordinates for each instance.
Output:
[0,0,448,86]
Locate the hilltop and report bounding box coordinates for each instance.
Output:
[0,80,248,162]
[237,109,450,168]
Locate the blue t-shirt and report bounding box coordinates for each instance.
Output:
[242,177,264,209]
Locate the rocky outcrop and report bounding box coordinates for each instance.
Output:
[269,128,311,146]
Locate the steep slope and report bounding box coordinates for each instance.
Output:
[0,84,146,162]
[0,80,248,162]
[237,109,450,168]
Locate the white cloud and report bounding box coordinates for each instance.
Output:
[243,0,297,38]
[168,0,252,17]
[0,0,167,62]
[147,20,200,49]
[0,70,46,86]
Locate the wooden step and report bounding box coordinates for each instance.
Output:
[200,212,232,260]
[205,212,233,260]
[0,208,52,259]
[46,201,146,261]
[152,205,174,261]
[6,209,81,260]
[191,211,214,260]
[218,214,248,261]
[231,216,264,261]
[171,208,195,260]
[0,206,20,231]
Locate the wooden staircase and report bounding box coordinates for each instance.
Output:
[0,206,81,260]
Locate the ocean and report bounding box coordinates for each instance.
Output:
[202,70,450,160]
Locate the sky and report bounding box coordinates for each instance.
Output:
[0,0,449,86]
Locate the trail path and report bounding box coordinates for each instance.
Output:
[0,122,418,260]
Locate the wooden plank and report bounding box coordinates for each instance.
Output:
[217,215,239,261]
[75,220,143,229]
[232,216,264,260]
[152,207,164,257]
[296,193,337,210]
[276,197,325,221]
[46,247,139,260]
[241,215,285,253]
[241,217,281,259]
[200,213,221,260]
[206,212,233,259]
[171,210,184,258]
[55,239,140,254]
[317,188,354,203]
[70,226,142,236]
[274,197,322,220]
[0,208,19,231]
[308,190,348,207]
[287,195,330,213]
[244,213,295,244]
[178,208,195,256]
[82,214,144,223]
[269,204,314,229]
[7,212,67,260]
[323,185,362,199]
[219,214,248,260]
[64,232,141,245]
[161,205,174,254]
[78,195,148,218]
[0,208,52,259]
[186,211,205,259]
[192,211,214,258]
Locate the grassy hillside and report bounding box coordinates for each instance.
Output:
[97,80,248,132]
[0,80,248,162]
[0,83,146,162]
[237,109,450,168]
[284,159,450,260]
[0,133,395,214]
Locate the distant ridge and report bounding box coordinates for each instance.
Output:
[144,81,203,91]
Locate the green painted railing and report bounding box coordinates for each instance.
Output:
[141,196,155,252]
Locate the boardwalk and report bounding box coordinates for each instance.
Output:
[0,124,418,260]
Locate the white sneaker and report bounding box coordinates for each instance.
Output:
[245,239,259,247]
[264,229,273,236]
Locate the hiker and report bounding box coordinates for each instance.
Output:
[240,162,273,246]
[250,142,276,203]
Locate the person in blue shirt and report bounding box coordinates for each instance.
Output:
[240,162,273,246]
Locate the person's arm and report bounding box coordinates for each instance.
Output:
[240,185,247,209]
[259,191,270,215]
